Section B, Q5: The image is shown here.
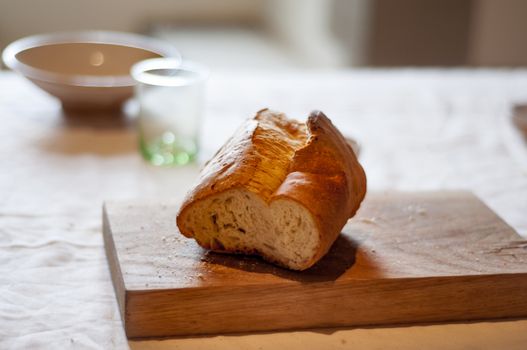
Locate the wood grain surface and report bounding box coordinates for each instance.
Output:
[102,191,527,338]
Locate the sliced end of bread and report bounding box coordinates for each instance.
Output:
[178,188,320,270]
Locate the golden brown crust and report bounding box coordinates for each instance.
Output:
[176,109,367,270]
[273,111,367,268]
[178,109,306,206]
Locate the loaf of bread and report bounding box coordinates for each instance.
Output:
[176,109,367,270]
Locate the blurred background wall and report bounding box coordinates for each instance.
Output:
[1,0,527,69]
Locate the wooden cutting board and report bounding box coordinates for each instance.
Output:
[103,191,527,338]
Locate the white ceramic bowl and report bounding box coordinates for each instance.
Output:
[2,31,180,112]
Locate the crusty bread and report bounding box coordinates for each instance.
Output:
[176,109,367,270]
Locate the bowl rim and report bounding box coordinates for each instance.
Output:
[2,30,181,88]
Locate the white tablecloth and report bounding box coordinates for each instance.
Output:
[1,70,527,349]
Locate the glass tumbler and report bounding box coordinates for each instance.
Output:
[131,58,208,166]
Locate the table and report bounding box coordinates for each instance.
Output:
[1,70,527,349]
